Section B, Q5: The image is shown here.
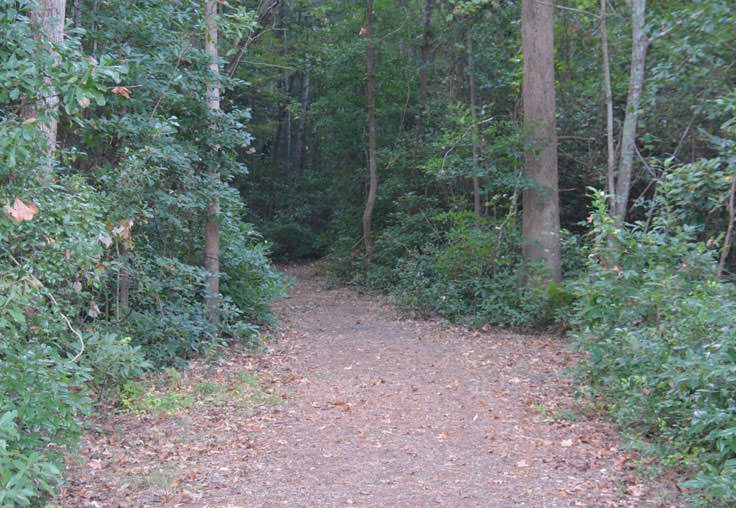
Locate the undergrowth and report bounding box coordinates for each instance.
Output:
[572,189,736,507]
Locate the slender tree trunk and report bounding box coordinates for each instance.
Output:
[204,1,221,324]
[118,246,129,318]
[296,66,310,172]
[466,28,481,217]
[613,0,648,225]
[26,0,66,172]
[521,0,561,284]
[719,174,736,277]
[414,0,432,145]
[601,0,616,209]
[72,0,81,29]
[363,0,378,259]
[285,75,292,172]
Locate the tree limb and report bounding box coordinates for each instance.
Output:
[225,0,282,79]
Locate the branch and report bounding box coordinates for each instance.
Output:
[225,0,282,79]
[438,116,494,174]
[535,0,599,19]
[649,9,704,43]
[5,252,85,363]
[237,59,295,71]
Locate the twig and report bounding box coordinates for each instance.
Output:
[671,112,696,160]
[150,48,185,118]
[558,135,596,141]
[237,59,294,70]
[439,116,494,174]
[5,252,85,363]
[535,0,598,19]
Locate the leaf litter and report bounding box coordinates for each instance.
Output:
[54,263,686,507]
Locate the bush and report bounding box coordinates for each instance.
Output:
[572,190,736,507]
[330,203,566,329]
[0,343,90,507]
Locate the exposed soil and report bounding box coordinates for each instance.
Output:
[54,263,685,507]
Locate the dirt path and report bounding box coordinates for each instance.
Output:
[55,263,683,507]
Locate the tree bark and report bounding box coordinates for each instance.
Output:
[363,0,378,259]
[613,0,648,225]
[296,67,310,172]
[414,0,432,145]
[601,0,616,209]
[466,28,481,217]
[284,39,292,172]
[521,0,561,284]
[72,0,81,29]
[26,0,66,171]
[204,1,221,324]
[718,174,736,277]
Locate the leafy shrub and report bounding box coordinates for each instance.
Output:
[0,343,90,507]
[330,202,566,329]
[572,190,736,506]
[79,333,152,391]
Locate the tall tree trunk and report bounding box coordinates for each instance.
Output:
[204,1,221,324]
[296,66,310,172]
[466,28,481,217]
[613,0,648,225]
[521,0,561,284]
[285,75,292,172]
[26,0,66,172]
[72,0,81,29]
[601,0,616,209]
[414,0,432,145]
[718,174,736,277]
[363,0,378,259]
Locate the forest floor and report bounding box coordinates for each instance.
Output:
[54,263,686,508]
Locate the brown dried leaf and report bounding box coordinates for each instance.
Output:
[3,198,39,223]
[111,86,131,99]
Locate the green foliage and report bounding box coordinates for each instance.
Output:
[572,190,736,506]
[0,344,90,507]
[1,0,284,503]
[330,195,565,329]
[79,333,151,391]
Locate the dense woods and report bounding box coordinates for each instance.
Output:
[1,0,735,505]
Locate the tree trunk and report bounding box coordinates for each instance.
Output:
[414,0,432,145]
[718,174,736,277]
[521,0,561,284]
[285,73,292,172]
[296,67,310,172]
[601,0,616,209]
[466,28,481,217]
[613,0,648,225]
[72,0,81,29]
[26,0,66,171]
[204,0,221,324]
[363,0,378,259]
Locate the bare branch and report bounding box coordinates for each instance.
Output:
[535,0,598,19]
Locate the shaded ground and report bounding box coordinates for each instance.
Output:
[55,263,684,507]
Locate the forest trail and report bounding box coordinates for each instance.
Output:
[56,264,683,508]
